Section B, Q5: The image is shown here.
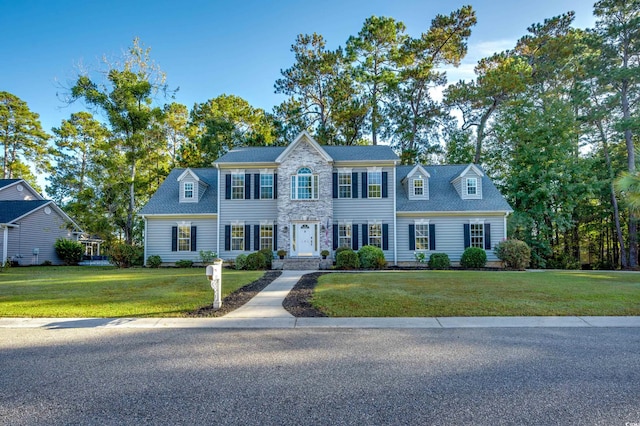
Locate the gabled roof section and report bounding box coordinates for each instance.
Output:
[396,165,512,213]
[0,179,22,190]
[452,164,484,181]
[0,200,50,223]
[139,168,218,215]
[177,168,202,183]
[0,179,44,200]
[275,131,333,163]
[402,164,430,183]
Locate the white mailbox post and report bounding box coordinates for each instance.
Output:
[205,259,223,309]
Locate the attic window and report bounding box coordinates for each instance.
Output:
[183,182,194,199]
[466,178,478,196]
[413,176,424,196]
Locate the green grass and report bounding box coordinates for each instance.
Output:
[0,266,263,318]
[312,270,640,317]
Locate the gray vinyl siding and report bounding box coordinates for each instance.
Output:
[333,167,395,256]
[5,207,75,265]
[396,214,506,263]
[145,216,217,264]
[0,184,40,201]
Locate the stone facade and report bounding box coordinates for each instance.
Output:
[276,135,333,256]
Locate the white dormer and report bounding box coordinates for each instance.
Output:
[177,168,208,203]
[402,165,430,200]
[451,164,484,200]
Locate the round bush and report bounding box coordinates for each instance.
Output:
[258,248,274,269]
[358,245,386,269]
[336,249,360,270]
[108,242,142,268]
[428,253,450,270]
[54,238,84,265]
[147,255,162,268]
[460,247,487,269]
[235,254,248,270]
[245,252,267,270]
[494,239,531,270]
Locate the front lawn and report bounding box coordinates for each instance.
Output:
[0,266,263,318]
[312,270,640,317]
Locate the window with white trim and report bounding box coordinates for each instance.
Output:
[466,177,478,196]
[338,172,351,198]
[470,223,484,248]
[338,223,352,248]
[291,167,319,200]
[415,223,429,250]
[178,225,191,251]
[231,224,244,250]
[413,177,424,196]
[183,182,194,199]
[231,173,245,199]
[260,224,274,250]
[260,174,274,199]
[368,171,382,198]
[368,223,382,248]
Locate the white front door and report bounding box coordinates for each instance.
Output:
[292,222,318,257]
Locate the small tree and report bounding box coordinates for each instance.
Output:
[54,238,83,265]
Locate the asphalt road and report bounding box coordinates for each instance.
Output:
[1,327,638,425]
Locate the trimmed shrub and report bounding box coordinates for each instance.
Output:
[54,238,84,265]
[336,249,360,270]
[358,245,386,269]
[198,250,217,264]
[245,252,267,270]
[460,247,487,269]
[147,255,162,268]
[335,246,352,258]
[235,254,247,270]
[428,253,451,270]
[109,242,141,268]
[494,239,531,270]
[175,259,193,268]
[258,248,274,269]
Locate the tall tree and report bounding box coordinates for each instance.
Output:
[70,38,170,244]
[0,91,50,183]
[162,102,189,167]
[593,0,640,267]
[347,16,408,145]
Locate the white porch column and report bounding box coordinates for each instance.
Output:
[2,226,8,265]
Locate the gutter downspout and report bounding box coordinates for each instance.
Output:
[504,212,509,240]
[142,216,148,266]
[2,225,8,266]
[215,164,221,258]
[393,165,398,266]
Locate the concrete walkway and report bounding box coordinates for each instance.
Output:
[1,270,640,329]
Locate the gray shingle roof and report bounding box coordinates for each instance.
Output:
[139,168,218,215]
[0,200,50,223]
[0,179,22,190]
[215,145,399,164]
[396,165,513,212]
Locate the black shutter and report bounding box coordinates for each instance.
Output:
[254,174,261,200]
[382,172,388,198]
[244,224,251,251]
[352,225,359,250]
[429,224,436,251]
[382,223,389,250]
[273,173,278,199]
[333,224,339,250]
[171,226,177,252]
[362,224,368,246]
[245,173,251,200]
[409,224,415,250]
[463,224,470,249]
[332,173,338,198]
[225,174,231,199]
[273,225,278,250]
[361,172,368,198]
[224,225,231,251]
[352,172,358,198]
[254,225,260,251]
[484,223,492,249]
[191,226,197,251]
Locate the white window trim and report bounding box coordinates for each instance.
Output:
[291,167,319,200]
[177,221,192,252]
[231,221,245,251]
[183,182,195,201]
[337,170,352,199]
[469,219,485,249]
[260,172,274,200]
[367,168,382,199]
[231,171,245,200]
[338,222,352,249]
[414,220,430,251]
[368,221,382,248]
[465,177,478,196]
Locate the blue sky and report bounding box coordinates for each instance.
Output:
[1,0,597,135]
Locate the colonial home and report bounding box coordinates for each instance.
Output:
[0,179,82,265]
[140,132,513,268]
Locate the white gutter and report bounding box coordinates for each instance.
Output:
[143,216,148,266]
[393,165,398,266]
[215,163,221,257]
[504,212,509,239]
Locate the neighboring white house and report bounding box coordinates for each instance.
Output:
[0,179,82,265]
[140,132,513,268]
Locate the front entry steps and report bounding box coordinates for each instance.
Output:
[272,257,333,270]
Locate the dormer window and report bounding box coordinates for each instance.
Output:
[466,178,478,196]
[291,167,319,200]
[183,182,194,199]
[413,176,424,196]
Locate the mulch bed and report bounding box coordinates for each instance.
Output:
[282,272,328,317]
[186,270,282,317]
